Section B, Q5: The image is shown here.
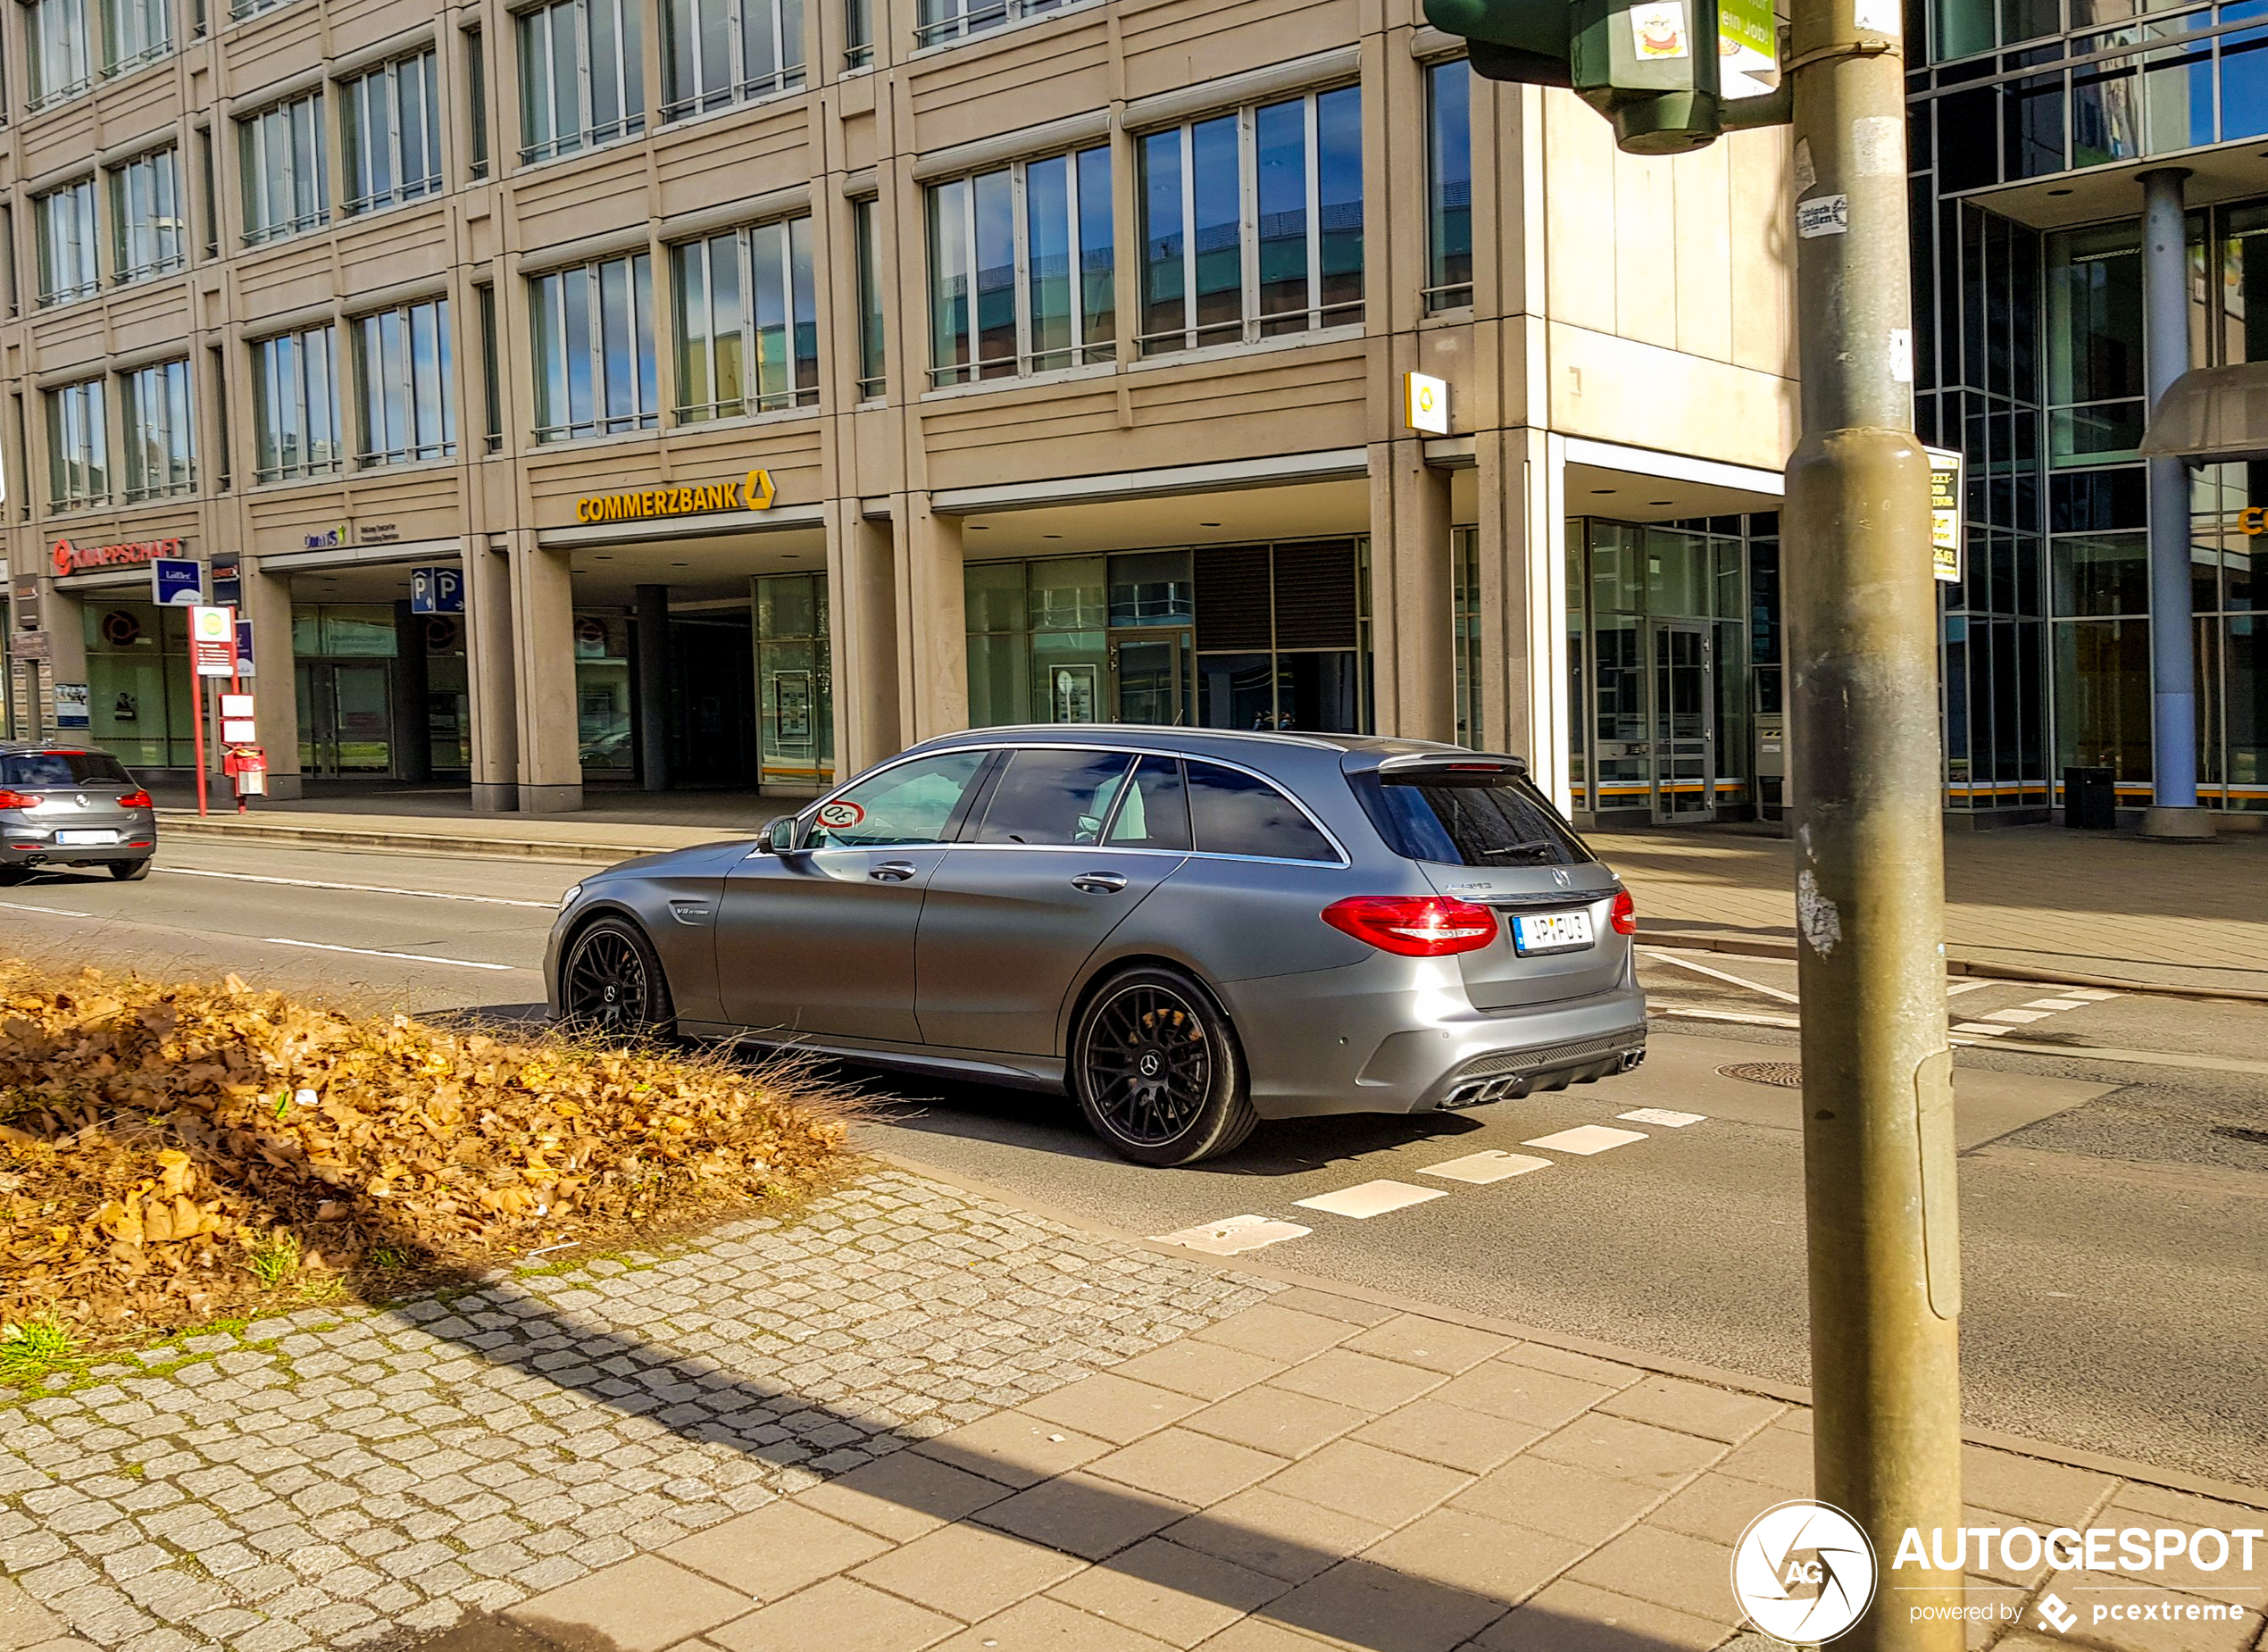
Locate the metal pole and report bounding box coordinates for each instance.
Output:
[1783,0,1964,1641]
[2138,169,2213,840]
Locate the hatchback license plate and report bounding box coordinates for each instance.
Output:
[1512,910,1594,955]
[54,829,118,846]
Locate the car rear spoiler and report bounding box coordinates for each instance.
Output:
[1369,751,1530,780]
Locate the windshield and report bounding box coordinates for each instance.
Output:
[1,751,136,788]
[1354,771,1595,868]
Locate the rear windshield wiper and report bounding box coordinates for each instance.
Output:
[1472,839,1559,864]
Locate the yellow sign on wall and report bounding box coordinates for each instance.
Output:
[575,469,776,524]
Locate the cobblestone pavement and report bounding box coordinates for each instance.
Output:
[0,1170,1280,1652]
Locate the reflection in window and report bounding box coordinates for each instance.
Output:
[110,148,185,285]
[342,52,443,216]
[27,0,92,108]
[46,379,109,509]
[239,92,329,246]
[1426,60,1472,313]
[855,197,886,400]
[519,0,645,163]
[663,0,803,120]
[929,146,1113,385]
[354,299,456,466]
[529,254,658,442]
[35,179,100,305]
[252,324,344,481]
[2047,223,2145,465]
[673,219,818,421]
[121,358,195,501]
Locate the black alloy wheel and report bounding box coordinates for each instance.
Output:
[1072,966,1258,1166]
[561,918,673,1038]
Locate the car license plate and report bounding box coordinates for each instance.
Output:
[1512,910,1594,955]
[54,829,118,846]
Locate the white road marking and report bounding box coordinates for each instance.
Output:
[2062,988,2120,1000]
[1524,1125,1649,1156]
[1150,1215,1312,1256]
[159,868,558,907]
[1421,1150,1553,1184]
[1640,948,1803,1005]
[259,938,519,972]
[1945,979,2001,997]
[1620,1108,1705,1128]
[1952,1022,2015,1036]
[2026,997,2089,1010]
[1984,1007,2055,1023]
[1293,1181,1448,1219]
[1655,1004,1805,1030]
[0,898,94,918]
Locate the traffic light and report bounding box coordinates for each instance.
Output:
[1422,0,1786,154]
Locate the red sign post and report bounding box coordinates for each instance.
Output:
[188,606,237,817]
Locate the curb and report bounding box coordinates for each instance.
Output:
[154,813,672,866]
[1639,927,2268,1005]
[863,1147,2268,1514]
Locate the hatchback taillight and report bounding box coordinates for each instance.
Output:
[0,789,37,810]
[1322,896,1498,957]
[117,790,153,809]
[1610,889,1637,936]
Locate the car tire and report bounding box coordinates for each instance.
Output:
[109,859,152,881]
[1071,966,1258,1167]
[559,916,676,1039]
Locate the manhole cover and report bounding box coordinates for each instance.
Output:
[1719,1061,1805,1089]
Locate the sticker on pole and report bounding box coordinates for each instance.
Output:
[815,800,865,830]
[1730,1500,1877,1643]
[1797,195,1850,238]
[1629,0,1690,57]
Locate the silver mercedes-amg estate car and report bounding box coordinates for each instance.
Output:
[546,729,1646,1165]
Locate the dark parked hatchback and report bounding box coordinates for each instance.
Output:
[0,742,157,882]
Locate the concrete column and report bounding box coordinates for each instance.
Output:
[635,582,671,791]
[240,560,303,798]
[897,496,967,742]
[40,582,89,749]
[830,505,902,775]
[512,539,583,813]
[2138,168,2212,839]
[391,600,433,784]
[1371,439,1456,744]
[1477,425,1572,813]
[465,538,520,813]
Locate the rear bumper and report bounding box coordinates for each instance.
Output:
[1216,952,1648,1120]
[4,839,155,867]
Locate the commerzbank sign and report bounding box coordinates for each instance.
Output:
[574,469,775,525]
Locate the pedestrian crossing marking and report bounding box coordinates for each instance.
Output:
[1150,1215,1313,1256]
[1421,1150,1554,1184]
[1619,1108,1705,1128]
[1523,1125,1649,1156]
[1293,1181,1448,1219]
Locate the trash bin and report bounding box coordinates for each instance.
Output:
[2064,766,2117,830]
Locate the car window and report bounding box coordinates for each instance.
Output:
[1103,755,1191,851]
[805,751,988,848]
[1184,761,1337,862]
[1,752,133,788]
[1356,772,1595,867]
[974,750,1136,847]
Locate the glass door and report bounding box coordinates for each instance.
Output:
[1111,630,1190,725]
[1650,622,1714,822]
[296,661,396,777]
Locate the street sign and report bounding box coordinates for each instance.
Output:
[212,560,241,607]
[10,630,49,663]
[189,605,238,676]
[221,693,254,719]
[235,619,256,677]
[1405,372,1450,436]
[152,558,204,606]
[55,682,90,729]
[1925,446,1964,585]
[409,566,464,614]
[222,688,257,742]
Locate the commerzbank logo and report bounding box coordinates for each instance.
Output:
[1730,1501,1878,1643]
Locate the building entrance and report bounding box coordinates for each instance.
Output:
[1649,621,1716,822]
[1112,630,1190,724]
[297,661,394,777]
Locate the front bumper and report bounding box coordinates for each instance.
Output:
[1215,952,1648,1119]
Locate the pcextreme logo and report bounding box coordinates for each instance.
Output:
[1731,1501,1878,1642]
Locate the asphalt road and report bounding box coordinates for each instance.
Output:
[5,836,2264,1488]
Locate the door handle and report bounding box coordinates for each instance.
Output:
[1071,871,1129,894]
[870,860,919,882]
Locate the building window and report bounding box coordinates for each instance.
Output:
[518,0,645,164]
[466,27,491,179]
[26,0,92,109]
[1138,87,1363,356]
[915,0,1055,48]
[120,358,195,501]
[34,179,100,306]
[239,91,329,246]
[1452,524,1481,745]
[2046,223,2143,466]
[476,283,502,451]
[662,0,804,122]
[101,0,170,76]
[230,0,296,21]
[341,51,443,216]
[671,219,816,421]
[844,0,870,68]
[110,147,185,286]
[1426,60,1472,313]
[854,196,885,400]
[353,298,455,466]
[529,253,657,442]
[251,324,344,481]
[929,145,1113,386]
[45,379,108,510]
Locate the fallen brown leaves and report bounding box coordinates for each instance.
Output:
[0,960,858,1338]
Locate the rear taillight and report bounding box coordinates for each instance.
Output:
[0,789,37,810]
[1610,889,1637,936]
[1322,896,1498,957]
[117,790,153,808]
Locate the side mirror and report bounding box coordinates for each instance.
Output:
[757,814,798,853]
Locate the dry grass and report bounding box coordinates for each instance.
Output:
[0,960,861,1348]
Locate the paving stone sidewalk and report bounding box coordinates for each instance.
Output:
[6,1167,2264,1652]
[0,1172,1275,1652]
